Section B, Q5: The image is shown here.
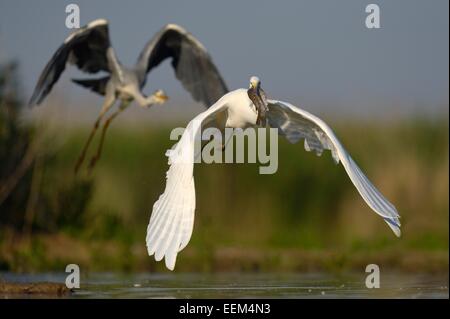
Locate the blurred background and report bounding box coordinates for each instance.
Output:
[0,0,448,273]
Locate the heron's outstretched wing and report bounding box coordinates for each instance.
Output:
[29,19,111,105]
[146,94,229,270]
[267,99,401,236]
[136,24,228,107]
[71,76,110,96]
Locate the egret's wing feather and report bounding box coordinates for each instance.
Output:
[29,19,111,106]
[136,24,228,107]
[146,95,229,270]
[267,99,401,236]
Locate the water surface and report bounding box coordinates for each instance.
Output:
[1,272,448,299]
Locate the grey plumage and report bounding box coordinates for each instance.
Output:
[29,20,110,105]
[71,76,110,95]
[29,20,228,107]
[136,24,229,106]
[28,19,229,173]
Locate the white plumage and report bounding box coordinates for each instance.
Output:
[146,78,400,270]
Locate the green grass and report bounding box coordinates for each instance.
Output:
[0,117,448,272]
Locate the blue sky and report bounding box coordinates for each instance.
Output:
[0,0,448,120]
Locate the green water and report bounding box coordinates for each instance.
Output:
[1,272,448,298]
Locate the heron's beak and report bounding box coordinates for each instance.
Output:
[158,93,169,102]
[153,90,169,104]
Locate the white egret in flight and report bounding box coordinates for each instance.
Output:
[29,19,228,172]
[146,76,400,270]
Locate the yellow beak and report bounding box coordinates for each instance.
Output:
[157,93,169,102]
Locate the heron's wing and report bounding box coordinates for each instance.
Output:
[146,94,229,270]
[71,76,110,96]
[136,24,228,107]
[267,99,401,236]
[29,19,111,105]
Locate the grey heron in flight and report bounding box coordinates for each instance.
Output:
[29,19,228,173]
[146,76,401,270]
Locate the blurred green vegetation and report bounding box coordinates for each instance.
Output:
[0,62,448,273]
[0,62,93,234]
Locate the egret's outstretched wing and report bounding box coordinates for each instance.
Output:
[29,19,111,105]
[146,94,229,270]
[136,24,228,107]
[267,99,401,236]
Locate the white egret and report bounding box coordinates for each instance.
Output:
[146,76,400,270]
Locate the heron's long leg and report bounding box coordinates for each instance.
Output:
[88,101,130,171]
[74,95,116,174]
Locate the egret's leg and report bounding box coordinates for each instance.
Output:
[215,113,230,151]
[88,101,130,171]
[200,115,229,153]
[74,95,115,174]
[222,127,234,151]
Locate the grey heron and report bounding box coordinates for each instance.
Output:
[146,76,401,270]
[29,19,228,173]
